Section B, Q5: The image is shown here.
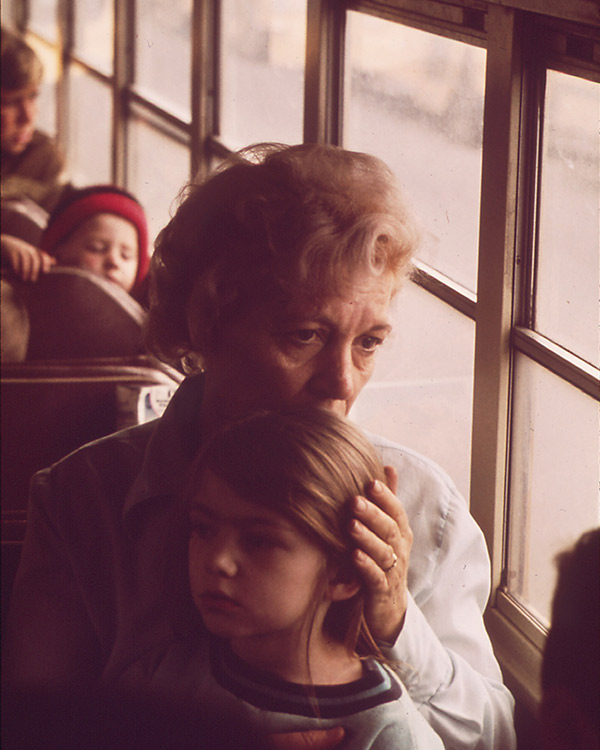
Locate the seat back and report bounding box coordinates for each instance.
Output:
[1,357,183,512]
[15,267,147,360]
[0,356,182,632]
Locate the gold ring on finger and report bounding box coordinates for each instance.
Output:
[383,551,398,573]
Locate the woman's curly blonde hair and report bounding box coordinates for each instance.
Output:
[147,143,419,369]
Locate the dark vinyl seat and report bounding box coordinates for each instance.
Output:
[1,356,183,513]
[1,196,48,247]
[14,266,147,360]
[0,266,185,623]
[0,355,183,629]
[2,267,156,511]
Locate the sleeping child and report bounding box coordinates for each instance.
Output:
[2,184,150,304]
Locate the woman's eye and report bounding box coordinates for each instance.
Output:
[290,329,319,344]
[358,335,384,353]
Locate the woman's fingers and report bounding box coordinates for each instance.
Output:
[384,464,398,495]
[349,471,413,643]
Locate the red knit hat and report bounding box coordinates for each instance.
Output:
[41,185,150,298]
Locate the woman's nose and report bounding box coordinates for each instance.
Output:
[311,345,355,403]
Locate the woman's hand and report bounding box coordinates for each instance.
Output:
[349,466,413,644]
[269,727,345,749]
[1,234,55,282]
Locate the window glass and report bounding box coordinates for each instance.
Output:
[67,68,112,184]
[345,13,485,293]
[535,71,599,365]
[135,0,192,121]
[220,0,305,148]
[507,354,600,627]
[26,37,59,136]
[73,0,114,75]
[28,0,59,42]
[127,119,190,248]
[351,281,475,500]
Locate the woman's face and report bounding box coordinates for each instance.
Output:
[54,213,138,293]
[198,269,395,427]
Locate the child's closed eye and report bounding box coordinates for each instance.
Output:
[85,241,107,254]
[120,247,136,261]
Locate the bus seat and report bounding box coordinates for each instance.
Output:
[0,357,183,514]
[1,197,48,247]
[15,267,147,360]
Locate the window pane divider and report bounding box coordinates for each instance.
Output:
[411,261,477,320]
[205,134,236,159]
[469,5,524,590]
[304,0,344,144]
[128,94,191,137]
[347,0,487,43]
[512,327,600,399]
[496,0,600,28]
[191,0,217,178]
[65,57,112,87]
[128,100,190,147]
[112,0,131,186]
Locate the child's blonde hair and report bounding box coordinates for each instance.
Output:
[187,406,388,660]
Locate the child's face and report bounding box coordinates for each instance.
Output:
[0,84,39,155]
[54,213,138,293]
[188,469,329,662]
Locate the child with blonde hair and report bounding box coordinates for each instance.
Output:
[123,407,443,749]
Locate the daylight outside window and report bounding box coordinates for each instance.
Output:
[219,0,306,148]
[134,0,193,121]
[506,70,600,628]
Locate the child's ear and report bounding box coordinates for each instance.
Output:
[326,567,361,602]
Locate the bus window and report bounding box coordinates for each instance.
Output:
[219,0,306,147]
[344,12,486,293]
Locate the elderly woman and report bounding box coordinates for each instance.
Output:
[5,143,515,749]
